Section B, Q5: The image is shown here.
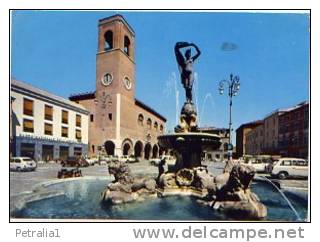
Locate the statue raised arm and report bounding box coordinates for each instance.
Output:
[190,43,201,62]
[174,42,201,102]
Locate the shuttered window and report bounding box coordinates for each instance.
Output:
[23,119,34,133]
[44,123,53,135]
[76,114,81,127]
[61,126,68,138]
[62,110,68,124]
[75,129,82,142]
[23,99,33,116]
[44,105,53,121]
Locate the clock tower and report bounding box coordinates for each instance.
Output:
[69,15,166,157]
[94,15,136,153]
[96,14,135,99]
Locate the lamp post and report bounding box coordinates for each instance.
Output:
[218,73,240,161]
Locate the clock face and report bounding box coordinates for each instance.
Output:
[101,73,113,86]
[123,76,132,90]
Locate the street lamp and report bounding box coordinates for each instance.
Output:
[218,73,240,161]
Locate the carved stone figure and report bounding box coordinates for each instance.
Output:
[174,42,201,103]
[102,160,157,204]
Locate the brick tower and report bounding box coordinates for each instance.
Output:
[69,15,166,158]
[95,15,136,155]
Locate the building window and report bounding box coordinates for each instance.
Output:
[23,119,34,133]
[154,121,158,131]
[76,114,81,127]
[124,35,130,56]
[138,114,144,126]
[61,126,68,138]
[76,129,82,142]
[23,98,33,116]
[74,147,82,157]
[90,114,94,122]
[61,110,68,124]
[147,118,152,129]
[108,113,112,121]
[44,123,53,136]
[20,143,35,158]
[160,124,164,133]
[104,30,113,50]
[92,145,95,153]
[44,105,53,121]
[59,146,69,160]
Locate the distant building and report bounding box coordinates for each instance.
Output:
[243,101,309,159]
[245,124,264,156]
[11,79,89,161]
[10,96,16,158]
[235,120,263,158]
[198,127,230,162]
[263,109,285,155]
[278,102,309,158]
[69,15,166,159]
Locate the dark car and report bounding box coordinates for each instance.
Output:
[61,156,89,167]
[57,167,82,179]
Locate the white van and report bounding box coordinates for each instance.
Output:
[270,158,308,179]
[10,157,37,171]
[242,159,268,173]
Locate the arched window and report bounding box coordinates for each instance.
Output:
[138,114,144,126]
[124,35,130,56]
[154,121,158,131]
[104,31,113,51]
[147,118,152,129]
[159,124,164,133]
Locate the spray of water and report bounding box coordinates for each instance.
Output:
[199,93,215,126]
[257,176,302,221]
[193,72,199,116]
[163,72,180,128]
[64,180,89,201]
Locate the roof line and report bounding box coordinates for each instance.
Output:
[135,98,166,122]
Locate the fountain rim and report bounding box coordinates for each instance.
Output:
[158,132,220,139]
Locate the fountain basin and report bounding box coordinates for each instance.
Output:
[158,133,221,168]
[10,177,307,221]
[158,132,221,151]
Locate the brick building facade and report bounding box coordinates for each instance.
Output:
[235,120,263,158]
[278,102,309,158]
[69,15,166,159]
[245,124,264,156]
[263,110,284,155]
[241,101,309,159]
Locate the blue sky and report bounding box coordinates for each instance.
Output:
[11,11,310,142]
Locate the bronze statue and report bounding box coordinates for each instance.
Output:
[174,42,201,102]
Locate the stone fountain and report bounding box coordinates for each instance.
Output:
[101,42,267,219]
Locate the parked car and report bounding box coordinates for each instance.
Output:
[61,156,89,167]
[85,158,96,166]
[37,160,45,165]
[270,158,308,179]
[150,155,176,167]
[241,159,268,173]
[120,155,137,163]
[150,157,161,166]
[162,155,177,166]
[10,157,37,171]
[57,167,82,179]
[99,160,107,165]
